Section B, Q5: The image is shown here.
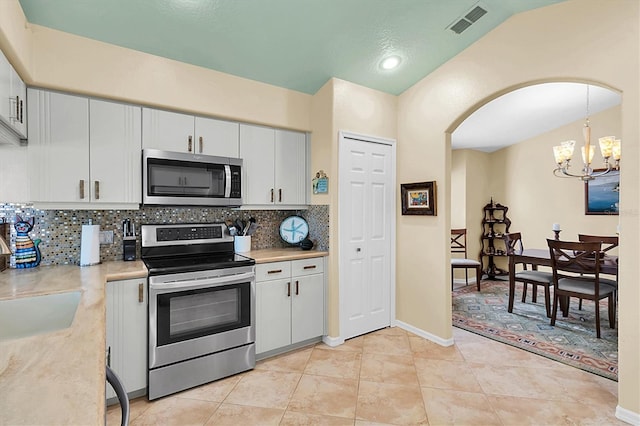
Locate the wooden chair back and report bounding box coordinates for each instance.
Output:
[547,239,603,276]
[451,229,469,257]
[578,234,618,254]
[502,232,524,255]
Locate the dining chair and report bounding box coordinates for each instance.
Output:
[577,234,619,309]
[451,228,482,291]
[503,232,555,317]
[547,239,616,338]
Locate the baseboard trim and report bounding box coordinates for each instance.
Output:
[395,320,454,347]
[322,335,344,347]
[616,405,640,425]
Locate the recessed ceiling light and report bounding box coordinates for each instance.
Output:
[380,55,401,70]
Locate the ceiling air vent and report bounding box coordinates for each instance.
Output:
[450,19,472,35]
[448,3,488,34]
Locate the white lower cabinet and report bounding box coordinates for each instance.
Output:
[256,257,325,356]
[105,278,147,401]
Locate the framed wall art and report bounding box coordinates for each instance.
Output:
[401,181,436,215]
[584,169,619,215]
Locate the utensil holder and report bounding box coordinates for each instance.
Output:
[234,236,251,253]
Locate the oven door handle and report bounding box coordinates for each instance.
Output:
[150,272,255,292]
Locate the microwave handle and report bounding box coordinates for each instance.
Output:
[224,164,232,198]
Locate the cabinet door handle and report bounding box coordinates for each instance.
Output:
[94,181,100,200]
[107,346,111,367]
[9,96,19,122]
[138,283,144,303]
[199,136,203,153]
[188,135,193,152]
[19,98,23,123]
[267,269,282,274]
[295,280,299,295]
[303,265,316,270]
[270,188,274,203]
[278,188,282,202]
[79,179,85,199]
[287,282,291,297]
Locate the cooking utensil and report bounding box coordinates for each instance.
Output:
[235,219,245,236]
[242,221,251,236]
[246,223,258,236]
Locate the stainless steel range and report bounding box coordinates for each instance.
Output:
[141,223,256,400]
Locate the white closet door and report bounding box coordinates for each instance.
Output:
[339,134,394,340]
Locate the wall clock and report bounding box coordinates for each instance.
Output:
[279,216,309,245]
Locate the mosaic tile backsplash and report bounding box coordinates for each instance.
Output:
[0,204,329,267]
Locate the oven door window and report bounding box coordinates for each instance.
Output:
[147,158,226,198]
[156,282,251,346]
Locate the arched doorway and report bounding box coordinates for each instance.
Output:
[449,80,621,380]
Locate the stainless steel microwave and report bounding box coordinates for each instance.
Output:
[142,149,242,207]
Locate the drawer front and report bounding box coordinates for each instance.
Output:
[256,261,291,281]
[291,257,324,277]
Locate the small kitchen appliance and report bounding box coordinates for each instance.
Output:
[141,222,256,400]
[142,149,242,207]
[122,219,136,261]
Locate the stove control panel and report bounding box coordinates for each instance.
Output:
[157,225,222,242]
[142,223,231,247]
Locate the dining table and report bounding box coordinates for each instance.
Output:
[507,248,619,314]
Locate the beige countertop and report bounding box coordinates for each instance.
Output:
[0,261,147,426]
[0,248,326,424]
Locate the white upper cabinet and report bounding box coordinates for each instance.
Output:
[239,124,307,207]
[28,89,90,203]
[0,49,27,142]
[9,66,27,137]
[142,107,239,158]
[27,89,141,208]
[0,52,11,126]
[89,99,142,205]
[275,129,306,205]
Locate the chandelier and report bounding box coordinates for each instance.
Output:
[552,85,621,181]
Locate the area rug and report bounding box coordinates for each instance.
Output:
[452,280,618,381]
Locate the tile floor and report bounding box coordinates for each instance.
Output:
[107,326,624,425]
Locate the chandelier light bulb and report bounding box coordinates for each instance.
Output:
[552,85,621,180]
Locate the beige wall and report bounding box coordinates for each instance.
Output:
[450,152,466,229]
[310,78,397,336]
[451,149,492,278]
[494,106,621,250]
[398,0,638,415]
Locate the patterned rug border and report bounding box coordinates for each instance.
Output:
[452,282,618,382]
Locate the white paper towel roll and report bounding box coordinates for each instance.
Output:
[80,224,101,266]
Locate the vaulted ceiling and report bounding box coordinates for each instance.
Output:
[18,0,564,96]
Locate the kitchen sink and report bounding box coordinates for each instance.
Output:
[0,291,81,341]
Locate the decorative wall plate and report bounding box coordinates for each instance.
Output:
[279,216,309,245]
